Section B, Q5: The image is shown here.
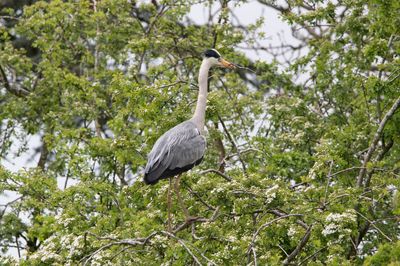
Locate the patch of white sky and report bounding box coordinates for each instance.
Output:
[1,0,297,259]
[187,0,299,61]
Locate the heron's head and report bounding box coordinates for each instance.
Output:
[203,49,236,69]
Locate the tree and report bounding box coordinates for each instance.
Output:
[0,0,399,265]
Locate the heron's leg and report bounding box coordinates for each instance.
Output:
[167,177,172,232]
[174,174,191,221]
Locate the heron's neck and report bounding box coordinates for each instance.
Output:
[191,59,211,132]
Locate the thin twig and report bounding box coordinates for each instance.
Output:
[268,209,308,230]
[185,183,216,210]
[278,244,289,256]
[329,166,365,178]
[323,161,334,207]
[354,210,393,242]
[81,232,159,265]
[212,0,229,48]
[161,231,202,265]
[248,214,303,254]
[298,246,327,265]
[234,64,257,74]
[200,169,232,181]
[218,114,248,176]
[0,15,20,20]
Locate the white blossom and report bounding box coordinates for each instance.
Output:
[68,235,84,258]
[264,184,279,204]
[322,210,356,239]
[287,226,297,237]
[226,235,237,242]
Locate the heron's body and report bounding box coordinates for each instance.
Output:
[144,120,206,184]
[143,49,234,186]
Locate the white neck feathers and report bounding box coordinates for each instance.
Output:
[191,59,212,132]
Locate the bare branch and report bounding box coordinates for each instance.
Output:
[298,246,327,265]
[200,168,232,182]
[353,210,393,242]
[357,97,400,187]
[172,207,220,234]
[0,64,30,97]
[213,122,226,172]
[283,224,313,265]
[247,214,303,256]
[218,114,247,176]
[81,232,159,265]
[162,230,216,265]
[364,137,394,187]
[268,209,308,230]
[185,183,216,211]
[37,139,48,170]
[212,0,229,48]
[158,231,201,265]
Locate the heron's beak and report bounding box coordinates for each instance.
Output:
[218,58,236,69]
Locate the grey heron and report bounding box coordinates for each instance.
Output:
[143,49,235,227]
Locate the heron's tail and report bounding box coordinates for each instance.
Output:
[143,173,160,185]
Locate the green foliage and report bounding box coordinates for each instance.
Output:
[364,241,400,266]
[0,0,399,265]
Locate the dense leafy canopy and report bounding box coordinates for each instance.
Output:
[0,0,399,265]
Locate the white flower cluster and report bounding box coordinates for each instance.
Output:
[211,186,225,194]
[30,232,86,264]
[322,210,357,240]
[264,184,279,204]
[59,217,76,227]
[147,209,161,219]
[68,235,84,258]
[325,210,357,223]
[294,184,315,193]
[30,234,61,263]
[30,234,61,262]
[0,256,16,265]
[226,234,237,243]
[153,234,168,248]
[287,226,297,238]
[308,161,324,180]
[91,251,112,266]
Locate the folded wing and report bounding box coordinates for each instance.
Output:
[144,121,206,184]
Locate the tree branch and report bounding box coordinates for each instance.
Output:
[0,64,29,97]
[268,209,308,230]
[283,224,313,265]
[172,207,220,234]
[364,137,394,187]
[354,210,392,242]
[218,114,248,176]
[298,246,327,265]
[81,232,159,265]
[247,214,303,257]
[200,168,232,182]
[161,231,203,265]
[357,96,400,187]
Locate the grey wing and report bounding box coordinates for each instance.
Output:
[170,133,206,168]
[144,121,206,184]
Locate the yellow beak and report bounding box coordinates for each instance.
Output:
[218,58,236,69]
